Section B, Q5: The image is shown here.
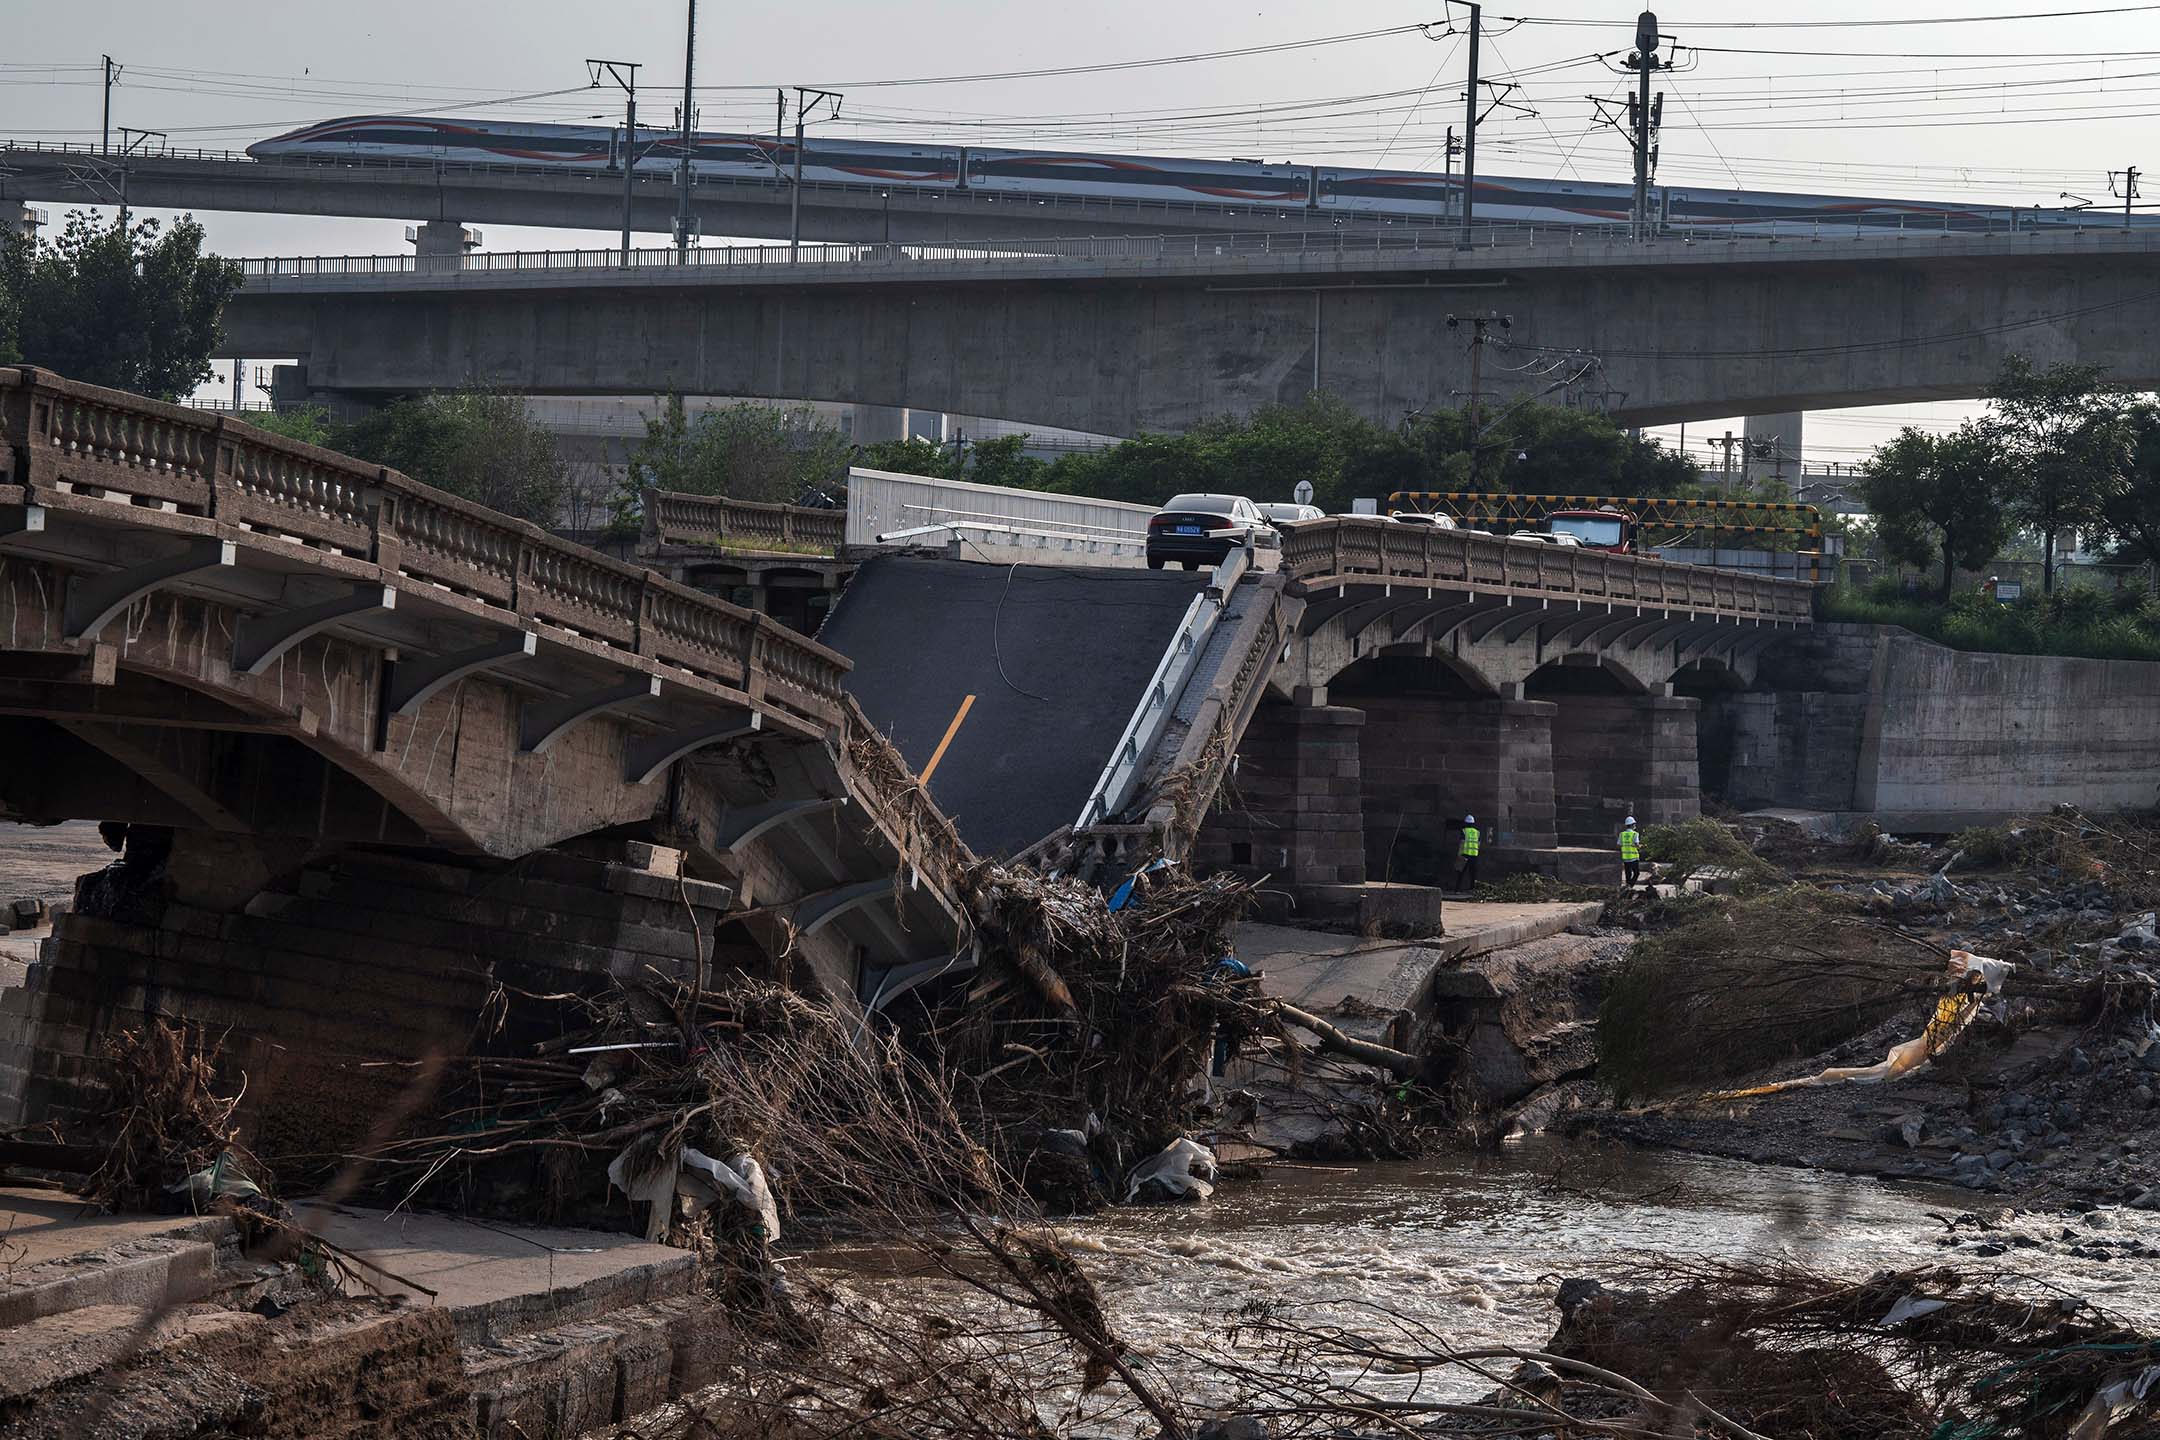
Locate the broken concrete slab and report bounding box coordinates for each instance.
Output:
[1238,900,1604,1018]
[296,1203,697,1347]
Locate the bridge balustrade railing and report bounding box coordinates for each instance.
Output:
[643,489,845,556]
[0,367,851,728]
[1280,518,1813,623]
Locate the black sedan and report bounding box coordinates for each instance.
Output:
[1145,493,1276,570]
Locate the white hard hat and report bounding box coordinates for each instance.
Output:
[1464,814,1475,824]
[1625,816,1636,825]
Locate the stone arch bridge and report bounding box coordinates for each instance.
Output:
[1192,521,1814,888]
[0,367,970,1135]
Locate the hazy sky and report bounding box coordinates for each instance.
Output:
[7,0,2153,462]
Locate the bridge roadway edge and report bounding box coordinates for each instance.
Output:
[217,228,2160,435]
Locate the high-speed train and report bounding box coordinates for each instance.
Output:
[247,115,2143,232]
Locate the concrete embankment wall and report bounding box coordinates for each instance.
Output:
[1757,624,2160,830]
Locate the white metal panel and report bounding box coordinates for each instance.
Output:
[846,467,1154,550]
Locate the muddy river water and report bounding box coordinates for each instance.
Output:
[810,1134,2159,1410]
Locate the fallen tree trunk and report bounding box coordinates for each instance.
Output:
[1269,998,1424,1078]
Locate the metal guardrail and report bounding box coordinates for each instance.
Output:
[1074,544,1255,833]
[0,367,852,731]
[223,212,2160,283]
[1281,517,1816,622]
[643,488,845,556]
[1147,579,1299,852]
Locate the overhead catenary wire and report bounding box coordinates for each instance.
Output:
[1502,3,2160,27]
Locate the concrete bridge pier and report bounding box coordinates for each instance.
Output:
[411,219,480,271]
[1542,684,1701,854]
[1202,660,1710,897]
[0,831,753,1176]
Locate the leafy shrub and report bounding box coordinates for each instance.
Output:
[1597,890,1942,1103]
[1639,819,1783,893]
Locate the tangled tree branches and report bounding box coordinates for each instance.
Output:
[1964,806,2160,910]
[1597,889,1951,1103]
[82,1019,263,1212]
[941,864,1262,1150]
[1547,1260,2160,1440]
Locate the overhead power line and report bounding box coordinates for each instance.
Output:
[1505,4,2160,28]
[807,20,1452,87]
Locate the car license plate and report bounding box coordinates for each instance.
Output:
[1173,525,1204,535]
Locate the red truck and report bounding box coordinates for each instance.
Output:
[1543,506,1637,553]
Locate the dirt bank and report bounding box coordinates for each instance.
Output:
[1554,812,2160,1212]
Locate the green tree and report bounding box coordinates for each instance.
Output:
[961,433,1050,490]
[240,404,337,449]
[1988,355,2128,594]
[1860,423,2011,599]
[339,391,567,526]
[854,435,962,481]
[746,393,1696,516]
[0,210,242,400]
[2099,401,2160,573]
[632,397,853,507]
[0,232,18,365]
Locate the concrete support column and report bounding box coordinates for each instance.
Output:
[1193,701,1366,889]
[1549,693,1702,846]
[411,219,478,273]
[851,403,907,444]
[1491,698,1560,862]
[1642,694,1704,827]
[1743,411,1803,487]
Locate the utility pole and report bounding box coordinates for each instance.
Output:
[101,56,120,155]
[1709,430,1741,489]
[1448,311,1512,485]
[774,90,787,179]
[789,86,843,259]
[1624,11,1669,242]
[587,60,641,269]
[675,0,697,260]
[115,127,163,231]
[1458,2,1481,246]
[2111,165,2142,231]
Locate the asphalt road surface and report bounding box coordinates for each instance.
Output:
[820,555,1208,857]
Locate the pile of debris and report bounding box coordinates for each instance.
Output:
[1533,1261,2160,1439]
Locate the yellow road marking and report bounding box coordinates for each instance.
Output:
[917,693,976,785]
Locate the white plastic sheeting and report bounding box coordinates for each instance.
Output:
[1124,1137,1218,1203]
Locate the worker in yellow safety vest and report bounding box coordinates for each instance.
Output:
[1619,816,1642,888]
[1454,814,1481,891]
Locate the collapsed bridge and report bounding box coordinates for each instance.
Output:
[0,368,970,1142]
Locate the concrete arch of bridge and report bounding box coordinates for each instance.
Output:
[1329,649,1500,701]
[1670,655,1750,695]
[1526,652,1655,697]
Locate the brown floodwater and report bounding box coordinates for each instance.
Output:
[802,1134,2159,1414]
